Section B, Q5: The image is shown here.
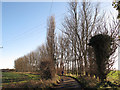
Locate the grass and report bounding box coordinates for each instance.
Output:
[3,70,119,88]
[2,72,60,88]
[107,70,120,84]
[65,70,120,89]
[2,72,41,84]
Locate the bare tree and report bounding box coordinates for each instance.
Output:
[46,15,56,62]
[45,15,56,78]
[61,1,102,75]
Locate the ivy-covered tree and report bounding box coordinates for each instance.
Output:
[88,34,114,82]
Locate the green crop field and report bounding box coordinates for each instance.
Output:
[2,72,59,88]
[2,72,41,85]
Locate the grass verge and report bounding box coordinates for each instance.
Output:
[2,72,60,88]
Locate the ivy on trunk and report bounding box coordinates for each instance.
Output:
[88,34,113,82]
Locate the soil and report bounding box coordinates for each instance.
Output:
[53,75,81,89]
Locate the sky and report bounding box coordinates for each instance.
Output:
[0,1,119,69]
[1,2,67,69]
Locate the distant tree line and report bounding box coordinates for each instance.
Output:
[14,1,119,81]
[15,51,40,72]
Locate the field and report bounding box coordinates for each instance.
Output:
[1,70,120,88]
[2,72,41,84]
[2,72,59,88]
[2,72,42,87]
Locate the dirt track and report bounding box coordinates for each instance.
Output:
[53,76,81,89]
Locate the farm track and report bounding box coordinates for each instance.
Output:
[53,75,82,89]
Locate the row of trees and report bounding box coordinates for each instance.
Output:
[15,16,56,72]
[14,49,42,72]
[15,15,56,79]
[15,1,119,80]
[56,2,119,77]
